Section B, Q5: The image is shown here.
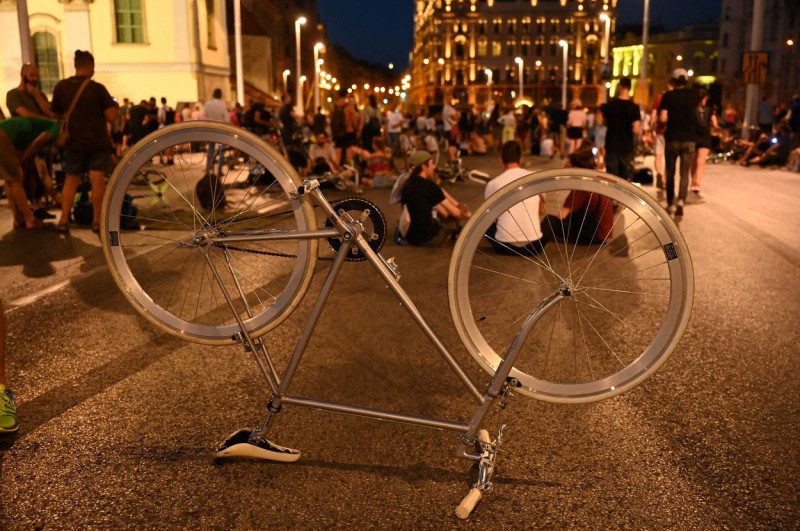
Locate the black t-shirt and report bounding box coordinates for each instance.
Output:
[601,98,641,154]
[127,104,149,143]
[279,104,296,142]
[660,88,700,142]
[250,103,271,135]
[401,174,445,245]
[51,76,116,151]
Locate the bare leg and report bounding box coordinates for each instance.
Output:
[58,174,81,228]
[89,169,106,226]
[693,147,709,189]
[4,178,39,228]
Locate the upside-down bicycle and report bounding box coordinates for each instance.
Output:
[101,122,694,519]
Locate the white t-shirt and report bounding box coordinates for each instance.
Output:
[203,98,231,123]
[442,104,458,131]
[387,111,405,133]
[485,167,542,244]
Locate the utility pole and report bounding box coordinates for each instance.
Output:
[742,0,765,139]
[17,0,34,64]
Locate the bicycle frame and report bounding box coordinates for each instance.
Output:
[205,178,562,462]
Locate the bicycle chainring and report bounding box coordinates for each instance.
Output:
[325,198,387,261]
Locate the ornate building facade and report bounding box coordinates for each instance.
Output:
[408,0,618,109]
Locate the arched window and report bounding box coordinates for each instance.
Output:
[33,31,59,94]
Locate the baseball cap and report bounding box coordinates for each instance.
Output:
[672,68,689,80]
[408,150,432,169]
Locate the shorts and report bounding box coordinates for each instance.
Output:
[64,149,112,176]
[654,133,665,156]
[567,126,584,140]
[0,129,22,184]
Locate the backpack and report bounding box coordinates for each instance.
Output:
[195,172,227,211]
[72,181,93,225]
[330,104,347,138]
[164,108,176,125]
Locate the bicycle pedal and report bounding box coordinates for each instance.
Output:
[213,429,301,462]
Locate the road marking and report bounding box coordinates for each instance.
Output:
[6,262,110,313]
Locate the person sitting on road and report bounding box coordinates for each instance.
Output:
[540,148,615,245]
[743,124,792,167]
[400,150,471,247]
[350,136,395,189]
[484,140,547,256]
[308,131,357,189]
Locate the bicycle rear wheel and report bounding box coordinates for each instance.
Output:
[449,168,693,403]
[102,122,318,345]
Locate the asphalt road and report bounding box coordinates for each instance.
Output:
[1,153,798,529]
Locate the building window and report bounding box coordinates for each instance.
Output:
[114,0,144,43]
[508,19,516,34]
[478,38,488,57]
[206,0,216,49]
[33,31,59,94]
[536,37,544,56]
[479,19,487,35]
[506,67,514,82]
[492,41,502,57]
[537,16,545,34]
[522,17,530,33]
[506,38,516,57]
[521,38,530,56]
[493,18,502,34]
[551,19,559,34]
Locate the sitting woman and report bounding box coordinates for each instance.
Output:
[351,137,395,188]
[541,149,615,245]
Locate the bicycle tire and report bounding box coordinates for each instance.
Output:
[101,122,318,345]
[449,168,694,403]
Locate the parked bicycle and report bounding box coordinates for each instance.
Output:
[101,122,694,519]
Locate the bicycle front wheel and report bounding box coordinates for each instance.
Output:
[102,122,318,345]
[449,168,693,403]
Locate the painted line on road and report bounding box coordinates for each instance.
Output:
[6,262,110,313]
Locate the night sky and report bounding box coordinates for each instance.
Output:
[317,0,722,70]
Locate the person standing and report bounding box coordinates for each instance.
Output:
[50,50,118,234]
[202,88,231,174]
[756,96,775,135]
[658,68,698,217]
[650,81,673,189]
[599,77,641,182]
[691,89,718,194]
[566,99,587,153]
[5,63,54,118]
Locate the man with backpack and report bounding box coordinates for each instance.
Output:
[157,97,175,128]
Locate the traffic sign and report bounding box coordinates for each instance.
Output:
[741,51,769,84]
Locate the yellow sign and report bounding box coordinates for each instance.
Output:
[742,52,769,84]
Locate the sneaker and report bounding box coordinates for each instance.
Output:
[656,174,664,189]
[0,385,18,433]
[675,199,685,216]
[667,203,677,215]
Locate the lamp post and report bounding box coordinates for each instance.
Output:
[559,40,569,109]
[515,57,524,105]
[282,69,290,95]
[640,0,650,106]
[294,16,306,115]
[535,60,542,104]
[485,67,492,102]
[600,13,611,102]
[313,43,324,113]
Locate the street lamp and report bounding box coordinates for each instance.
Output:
[559,40,569,109]
[600,13,611,102]
[515,57,524,105]
[282,69,290,94]
[294,16,307,115]
[313,42,324,113]
[300,75,307,107]
[535,60,542,104]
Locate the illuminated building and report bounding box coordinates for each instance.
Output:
[409,0,618,109]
